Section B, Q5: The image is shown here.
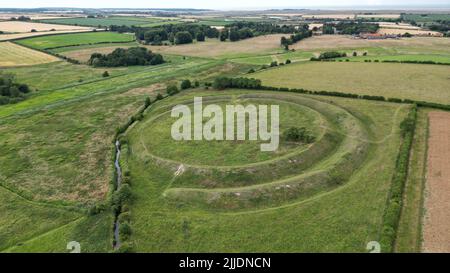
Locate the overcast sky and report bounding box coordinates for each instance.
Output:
[1,0,449,10]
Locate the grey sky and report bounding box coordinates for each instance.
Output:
[0,0,449,10]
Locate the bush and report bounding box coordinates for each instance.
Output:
[283,127,316,143]
[156,93,164,100]
[248,68,255,73]
[167,85,179,96]
[119,222,132,239]
[194,81,200,87]
[285,59,291,64]
[180,79,192,90]
[102,71,109,77]
[270,61,278,67]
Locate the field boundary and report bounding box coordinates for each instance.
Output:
[379,105,417,252]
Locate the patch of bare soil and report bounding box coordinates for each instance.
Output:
[422,111,450,253]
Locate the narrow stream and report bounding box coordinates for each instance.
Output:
[113,140,122,249]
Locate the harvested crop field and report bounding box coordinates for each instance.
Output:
[290,35,450,52]
[378,28,443,36]
[0,42,58,67]
[422,111,450,253]
[147,34,285,58]
[0,21,92,33]
[253,61,450,104]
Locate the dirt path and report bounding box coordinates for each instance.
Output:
[422,111,450,253]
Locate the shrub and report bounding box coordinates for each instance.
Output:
[167,85,179,96]
[285,59,291,64]
[180,79,192,90]
[156,93,164,100]
[270,61,278,67]
[283,127,316,143]
[248,68,256,73]
[119,222,132,239]
[102,71,109,77]
[353,52,357,57]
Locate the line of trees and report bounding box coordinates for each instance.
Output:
[213,77,262,90]
[334,22,379,34]
[310,51,347,61]
[87,47,164,67]
[280,27,312,49]
[0,73,31,105]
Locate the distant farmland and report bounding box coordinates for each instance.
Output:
[16,31,135,50]
[39,16,181,27]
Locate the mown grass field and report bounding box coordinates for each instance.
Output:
[123,89,409,252]
[15,31,135,50]
[252,62,450,104]
[0,42,58,67]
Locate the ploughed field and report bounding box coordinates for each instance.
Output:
[121,89,410,252]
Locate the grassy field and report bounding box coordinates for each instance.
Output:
[39,16,180,27]
[0,55,244,252]
[252,62,450,104]
[15,31,135,50]
[147,35,286,59]
[0,42,58,67]
[123,89,409,252]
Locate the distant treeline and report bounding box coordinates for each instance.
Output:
[110,21,306,46]
[0,74,31,105]
[87,47,164,67]
[280,26,312,48]
[323,22,380,35]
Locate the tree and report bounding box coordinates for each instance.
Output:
[180,79,192,90]
[353,52,357,57]
[219,29,229,41]
[229,28,240,42]
[175,31,193,45]
[196,32,205,42]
